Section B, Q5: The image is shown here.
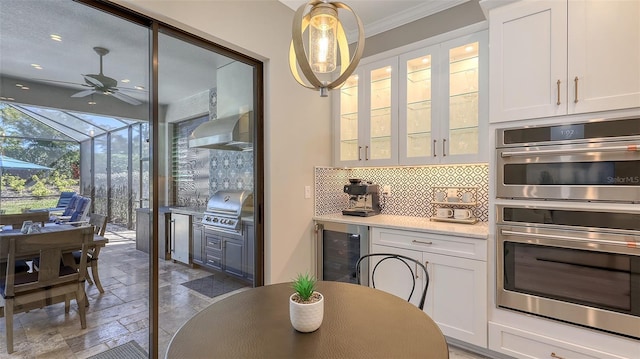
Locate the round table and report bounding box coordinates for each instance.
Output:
[166,281,449,358]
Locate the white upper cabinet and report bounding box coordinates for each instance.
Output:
[399,45,439,165]
[438,32,488,164]
[335,29,488,167]
[568,1,640,114]
[489,0,640,123]
[333,59,399,167]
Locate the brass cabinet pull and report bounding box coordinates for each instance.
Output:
[412,240,433,245]
[442,138,447,157]
[556,79,561,105]
[365,145,369,160]
[433,139,437,157]
[574,76,579,103]
[358,146,362,161]
[550,352,565,359]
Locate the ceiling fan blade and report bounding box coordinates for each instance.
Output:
[71,89,97,98]
[82,74,104,87]
[110,90,142,105]
[31,78,91,87]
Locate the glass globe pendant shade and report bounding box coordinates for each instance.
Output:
[289,0,365,97]
[309,4,337,73]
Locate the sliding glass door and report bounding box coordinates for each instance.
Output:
[0,1,262,357]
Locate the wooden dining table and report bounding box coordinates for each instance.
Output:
[0,223,108,276]
[166,281,449,358]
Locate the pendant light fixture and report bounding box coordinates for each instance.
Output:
[289,0,365,97]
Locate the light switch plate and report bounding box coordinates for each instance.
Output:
[304,185,311,199]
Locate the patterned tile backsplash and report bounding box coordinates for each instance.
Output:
[173,94,253,208]
[314,164,489,222]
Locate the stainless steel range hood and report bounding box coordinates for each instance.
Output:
[189,111,253,151]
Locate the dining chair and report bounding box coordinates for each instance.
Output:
[71,213,108,293]
[355,253,430,310]
[0,226,93,353]
[0,211,49,230]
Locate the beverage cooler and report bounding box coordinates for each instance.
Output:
[315,221,369,285]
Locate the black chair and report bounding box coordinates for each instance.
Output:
[355,253,429,310]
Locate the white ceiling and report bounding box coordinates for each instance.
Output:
[1,1,466,111]
[279,0,469,41]
[0,1,232,108]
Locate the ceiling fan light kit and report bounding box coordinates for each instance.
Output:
[289,0,365,97]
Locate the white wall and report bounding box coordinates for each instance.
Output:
[113,0,333,284]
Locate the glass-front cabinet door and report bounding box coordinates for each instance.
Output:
[336,73,361,166]
[399,45,439,165]
[334,59,398,167]
[440,31,488,164]
[334,30,487,167]
[362,58,398,166]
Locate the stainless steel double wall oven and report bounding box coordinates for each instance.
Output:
[495,116,640,339]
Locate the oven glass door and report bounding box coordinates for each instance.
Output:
[497,141,640,201]
[503,241,640,316]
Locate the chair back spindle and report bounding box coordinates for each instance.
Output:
[355,253,430,310]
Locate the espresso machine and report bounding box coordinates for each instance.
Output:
[342,179,381,217]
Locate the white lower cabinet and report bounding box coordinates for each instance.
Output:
[488,322,633,359]
[370,227,487,347]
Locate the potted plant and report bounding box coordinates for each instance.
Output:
[289,273,324,332]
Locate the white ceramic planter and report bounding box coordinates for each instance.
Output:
[289,292,324,332]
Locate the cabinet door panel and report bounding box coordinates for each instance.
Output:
[426,252,487,347]
[568,0,640,114]
[336,74,362,165]
[363,60,398,165]
[440,31,488,163]
[224,239,244,277]
[399,46,439,165]
[489,1,567,122]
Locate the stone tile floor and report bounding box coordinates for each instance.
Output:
[0,225,490,358]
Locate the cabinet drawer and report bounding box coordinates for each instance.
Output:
[371,227,486,261]
[205,236,222,251]
[488,322,628,359]
[204,251,222,270]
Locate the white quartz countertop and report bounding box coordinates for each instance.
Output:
[313,213,489,239]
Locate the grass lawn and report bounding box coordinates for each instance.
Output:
[0,197,58,214]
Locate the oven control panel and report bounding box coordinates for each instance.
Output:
[202,214,238,230]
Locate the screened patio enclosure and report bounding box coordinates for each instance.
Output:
[0,101,148,229]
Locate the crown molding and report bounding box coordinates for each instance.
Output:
[346,0,470,42]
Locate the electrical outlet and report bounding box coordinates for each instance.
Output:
[382,185,391,197]
[304,185,311,199]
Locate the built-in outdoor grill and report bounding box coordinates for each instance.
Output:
[202,190,253,235]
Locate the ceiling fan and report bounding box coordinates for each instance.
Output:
[71,46,142,105]
[36,46,143,106]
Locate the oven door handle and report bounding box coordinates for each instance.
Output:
[500,229,637,248]
[500,144,640,157]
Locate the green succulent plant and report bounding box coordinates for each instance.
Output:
[292,273,316,302]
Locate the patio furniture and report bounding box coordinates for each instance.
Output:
[166,281,449,358]
[30,191,77,215]
[71,213,108,293]
[0,212,50,230]
[0,226,94,353]
[55,196,91,224]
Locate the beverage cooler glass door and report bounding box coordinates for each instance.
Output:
[315,221,369,285]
